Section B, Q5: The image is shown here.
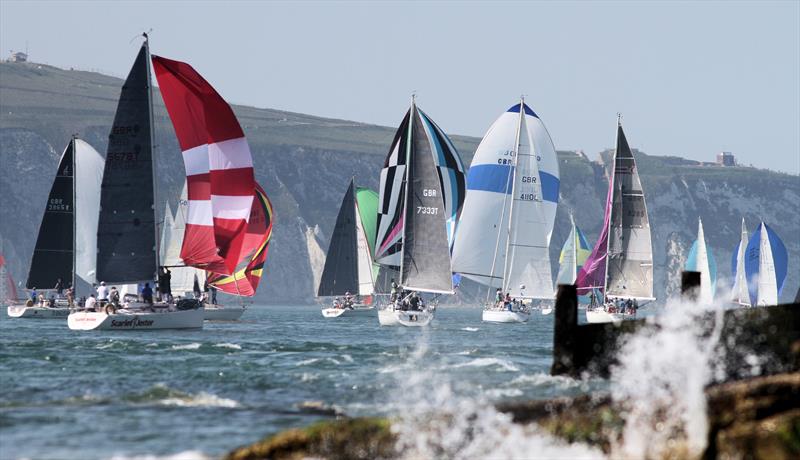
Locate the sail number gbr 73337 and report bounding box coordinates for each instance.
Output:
[418,188,440,215]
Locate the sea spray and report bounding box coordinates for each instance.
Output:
[609,297,726,458]
[389,330,603,459]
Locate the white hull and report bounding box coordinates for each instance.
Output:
[321,305,375,318]
[378,308,433,327]
[585,309,631,324]
[7,305,71,319]
[68,308,204,331]
[482,309,530,323]
[204,305,246,321]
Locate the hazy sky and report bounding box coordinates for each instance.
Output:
[2,1,798,174]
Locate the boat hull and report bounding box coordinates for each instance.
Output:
[378,308,433,327]
[585,309,632,324]
[321,305,375,318]
[7,305,71,319]
[204,305,246,321]
[482,309,530,323]
[67,308,204,330]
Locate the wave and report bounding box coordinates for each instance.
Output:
[214,343,242,350]
[451,357,519,372]
[456,348,478,355]
[460,327,479,332]
[509,373,581,389]
[295,358,320,366]
[171,343,201,351]
[485,388,524,398]
[159,392,239,408]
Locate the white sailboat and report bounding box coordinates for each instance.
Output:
[318,179,379,318]
[8,136,104,319]
[730,218,750,306]
[451,99,560,323]
[68,38,203,331]
[577,118,654,324]
[684,217,717,305]
[732,221,788,307]
[374,98,466,327]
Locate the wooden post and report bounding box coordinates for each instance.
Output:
[682,271,701,302]
[551,284,578,376]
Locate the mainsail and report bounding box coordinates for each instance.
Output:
[744,222,788,306]
[152,55,256,275]
[97,43,157,284]
[318,180,360,296]
[451,101,560,299]
[576,121,654,301]
[375,103,465,272]
[685,218,717,304]
[28,138,104,295]
[375,102,465,294]
[0,254,18,302]
[730,218,750,305]
[162,184,207,295]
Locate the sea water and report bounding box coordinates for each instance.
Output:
[0,299,734,459]
[0,306,591,459]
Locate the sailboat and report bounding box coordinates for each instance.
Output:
[737,222,788,306]
[203,183,273,319]
[554,214,592,313]
[8,137,104,319]
[374,98,466,326]
[576,118,654,324]
[153,50,272,319]
[159,185,209,301]
[451,99,560,323]
[0,253,17,308]
[730,218,750,306]
[318,179,379,318]
[68,39,206,330]
[684,217,717,304]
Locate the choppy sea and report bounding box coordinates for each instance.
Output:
[0,305,610,459]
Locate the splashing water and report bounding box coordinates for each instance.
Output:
[389,331,604,459]
[609,296,726,458]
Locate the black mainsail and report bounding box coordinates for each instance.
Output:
[26,141,74,290]
[96,42,157,284]
[605,124,654,300]
[317,180,359,296]
[401,105,454,293]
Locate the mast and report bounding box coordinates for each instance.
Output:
[398,95,415,289]
[143,33,160,281]
[602,115,621,302]
[571,213,577,283]
[500,97,526,293]
[71,135,77,292]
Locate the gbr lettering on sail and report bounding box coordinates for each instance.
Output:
[418,189,439,215]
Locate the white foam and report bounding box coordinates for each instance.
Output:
[214,343,242,350]
[108,449,211,460]
[159,392,240,409]
[460,327,479,332]
[455,348,478,355]
[295,358,320,366]
[610,297,726,458]
[509,373,581,389]
[340,354,354,363]
[451,357,519,372]
[485,388,524,398]
[171,343,201,351]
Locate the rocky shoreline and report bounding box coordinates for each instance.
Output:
[225,372,799,460]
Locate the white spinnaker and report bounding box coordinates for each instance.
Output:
[525,108,559,245]
[756,223,778,306]
[503,114,553,299]
[731,219,749,305]
[354,202,375,296]
[450,110,517,286]
[695,219,713,305]
[74,139,104,297]
[556,221,577,285]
